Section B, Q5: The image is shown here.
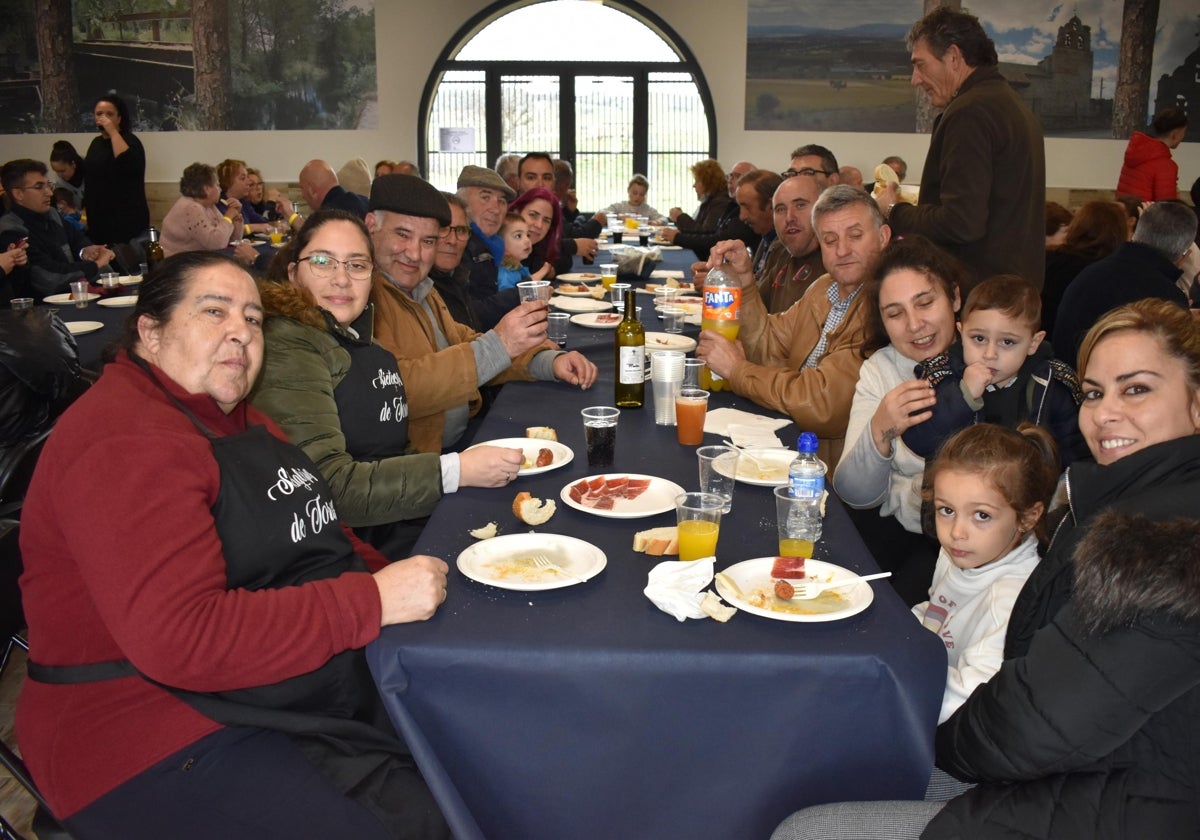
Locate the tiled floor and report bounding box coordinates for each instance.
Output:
[1,645,36,837]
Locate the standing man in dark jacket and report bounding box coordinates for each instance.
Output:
[878,7,1046,292]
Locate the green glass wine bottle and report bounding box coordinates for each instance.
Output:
[614,288,645,408]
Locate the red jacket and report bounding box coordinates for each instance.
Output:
[1116,132,1178,201]
[16,354,387,818]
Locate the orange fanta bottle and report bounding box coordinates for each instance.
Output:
[700,267,740,391]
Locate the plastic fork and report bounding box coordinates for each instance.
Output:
[788,571,892,600]
[531,554,588,584]
[720,440,771,471]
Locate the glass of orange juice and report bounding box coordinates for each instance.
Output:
[675,492,723,561]
[600,263,618,290]
[675,388,709,445]
[773,485,815,559]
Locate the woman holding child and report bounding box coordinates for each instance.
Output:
[774,298,1200,839]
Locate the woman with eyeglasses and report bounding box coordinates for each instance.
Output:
[251,209,524,557]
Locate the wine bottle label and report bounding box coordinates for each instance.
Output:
[618,346,645,384]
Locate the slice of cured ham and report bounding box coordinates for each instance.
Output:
[771,556,807,579]
[573,475,652,509]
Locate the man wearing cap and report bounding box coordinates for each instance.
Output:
[368,174,598,453]
[457,164,520,331]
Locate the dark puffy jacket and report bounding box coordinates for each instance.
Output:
[1116,132,1178,201]
[924,508,1200,840]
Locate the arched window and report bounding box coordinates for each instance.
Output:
[421,0,716,213]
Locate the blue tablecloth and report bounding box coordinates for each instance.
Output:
[366,273,947,839]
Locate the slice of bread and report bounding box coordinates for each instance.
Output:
[513,491,556,525]
[700,591,737,622]
[526,426,558,442]
[632,526,679,556]
[468,522,497,540]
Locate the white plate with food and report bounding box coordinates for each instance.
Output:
[558,272,604,283]
[98,295,139,308]
[655,299,703,316]
[644,332,697,353]
[714,448,793,486]
[457,533,606,591]
[641,283,698,296]
[554,283,603,297]
[560,474,686,519]
[465,437,574,476]
[43,292,99,305]
[117,275,142,286]
[714,557,875,622]
[570,311,624,329]
[649,269,685,280]
[550,296,612,313]
[65,320,104,336]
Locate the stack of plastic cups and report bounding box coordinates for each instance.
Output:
[650,351,685,425]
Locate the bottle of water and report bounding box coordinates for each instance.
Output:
[787,432,826,544]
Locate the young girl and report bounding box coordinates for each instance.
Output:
[496,212,549,291]
[913,422,1059,724]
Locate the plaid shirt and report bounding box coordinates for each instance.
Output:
[802,283,860,369]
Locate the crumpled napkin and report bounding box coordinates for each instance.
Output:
[644,557,715,621]
[703,407,790,443]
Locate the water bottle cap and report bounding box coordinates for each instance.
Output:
[797,431,819,453]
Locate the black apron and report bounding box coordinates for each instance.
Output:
[28,355,430,833]
[327,319,428,558]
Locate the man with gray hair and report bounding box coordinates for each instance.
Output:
[696,185,892,466]
[458,164,519,330]
[1052,201,1195,363]
[494,153,521,194]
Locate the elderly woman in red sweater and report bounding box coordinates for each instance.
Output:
[17,251,449,839]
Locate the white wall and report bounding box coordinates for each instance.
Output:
[2,0,1195,193]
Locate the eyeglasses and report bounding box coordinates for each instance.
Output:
[17,181,53,192]
[297,253,373,280]
[781,168,833,179]
[440,225,471,239]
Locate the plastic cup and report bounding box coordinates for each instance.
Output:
[269,231,284,245]
[675,492,724,561]
[581,406,620,468]
[547,311,569,348]
[674,388,709,445]
[774,485,815,559]
[638,227,650,247]
[697,445,739,513]
[661,306,685,334]
[609,282,631,311]
[517,280,552,303]
[70,280,90,308]
[10,298,33,310]
[600,264,618,289]
[138,261,149,277]
[682,358,705,389]
[650,351,685,426]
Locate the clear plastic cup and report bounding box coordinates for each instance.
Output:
[697,445,739,513]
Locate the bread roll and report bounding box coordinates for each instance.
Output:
[513,491,556,525]
[526,426,558,442]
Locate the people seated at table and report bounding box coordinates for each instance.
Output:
[159,162,259,268]
[494,152,522,195]
[1041,199,1127,335]
[367,173,597,453]
[52,186,85,235]
[82,93,149,251]
[900,274,1085,467]
[1044,200,1072,248]
[664,160,759,261]
[430,192,480,331]
[772,299,1200,840]
[375,160,396,179]
[251,209,524,558]
[337,158,373,200]
[696,184,891,470]
[510,187,566,280]
[913,423,1058,725]
[459,164,521,330]
[832,236,965,605]
[1117,106,1187,202]
[0,240,29,301]
[729,169,785,282]
[520,153,599,267]
[245,166,270,216]
[881,155,907,182]
[292,158,369,220]
[393,161,420,177]
[786,144,842,185]
[48,140,85,209]
[517,152,557,196]
[667,159,731,249]
[838,166,864,190]
[16,250,451,839]
[1052,200,1194,363]
[593,174,668,226]
[0,158,117,297]
[216,158,272,235]
[496,212,548,291]
[756,171,826,314]
[554,158,580,223]
[0,303,86,440]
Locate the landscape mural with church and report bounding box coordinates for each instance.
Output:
[746,0,1198,142]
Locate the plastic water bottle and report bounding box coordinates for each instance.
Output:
[787,432,826,545]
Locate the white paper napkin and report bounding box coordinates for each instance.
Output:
[644,557,715,621]
[703,408,790,442]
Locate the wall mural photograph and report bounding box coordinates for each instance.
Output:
[746,0,1199,141]
[0,0,377,134]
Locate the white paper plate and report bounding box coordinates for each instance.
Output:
[558,272,604,283]
[570,312,624,329]
[555,284,603,297]
[645,332,697,353]
[117,275,142,286]
[714,448,793,487]
[98,295,139,308]
[43,292,99,305]
[650,269,685,280]
[457,533,606,591]
[65,320,104,335]
[550,296,612,313]
[655,299,702,316]
[715,558,875,622]
[465,438,574,476]
[560,474,685,519]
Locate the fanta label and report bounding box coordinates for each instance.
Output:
[703,287,741,321]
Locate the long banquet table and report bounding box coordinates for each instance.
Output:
[366,244,947,840]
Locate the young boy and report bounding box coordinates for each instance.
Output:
[53,186,85,235]
[902,274,1085,465]
[495,212,549,291]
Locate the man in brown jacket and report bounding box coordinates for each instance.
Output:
[367,174,597,453]
[696,186,890,467]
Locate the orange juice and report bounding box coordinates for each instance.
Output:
[698,320,739,391]
[678,519,719,561]
[624,216,640,230]
[602,274,617,290]
[675,391,708,445]
[779,538,814,559]
[700,267,741,392]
